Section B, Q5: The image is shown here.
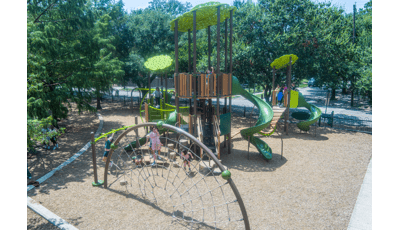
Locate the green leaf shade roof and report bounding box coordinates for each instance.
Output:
[170,2,236,32]
[144,55,173,71]
[270,54,298,70]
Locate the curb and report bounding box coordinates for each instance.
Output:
[27,112,104,229]
[27,197,78,230]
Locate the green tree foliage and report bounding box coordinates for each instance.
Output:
[27,0,124,150]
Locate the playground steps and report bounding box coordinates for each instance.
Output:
[202,120,217,159]
[263,107,286,133]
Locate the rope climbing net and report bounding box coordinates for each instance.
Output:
[103,123,249,229]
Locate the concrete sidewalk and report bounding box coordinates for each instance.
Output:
[347,159,372,230]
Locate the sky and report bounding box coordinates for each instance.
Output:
[121,0,371,14]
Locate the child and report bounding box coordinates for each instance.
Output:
[49,125,58,150]
[181,150,193,171]
[146,127,163,166]
[134,151,143,166]
[27,164,32,180]
[102,132,115,166]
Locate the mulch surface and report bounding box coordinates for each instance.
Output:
[27,100,371,229]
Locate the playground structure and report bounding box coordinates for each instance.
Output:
[269,54,322,133]
[89,2,323,229]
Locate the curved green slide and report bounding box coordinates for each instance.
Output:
[231,76,274,160]
[296,93,322,131]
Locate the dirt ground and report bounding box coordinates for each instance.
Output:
[27,100,372,229]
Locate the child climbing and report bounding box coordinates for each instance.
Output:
[181,149,193,172]
[102,132,115,166]
[134,151,143,166]
[146,127,163,166]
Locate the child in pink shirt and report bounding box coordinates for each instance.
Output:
[146,127,163,166]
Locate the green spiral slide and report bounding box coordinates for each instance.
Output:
[296,93,322,131]
[231,76,275,160]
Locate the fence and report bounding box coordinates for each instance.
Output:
[82,88,372,134]
[226,103,372,134]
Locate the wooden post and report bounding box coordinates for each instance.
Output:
[188,29,191,73]
[91,132,103,186]
[216,6,221,126]
[174,20,179,114]
[91,132,98,184]
[218,131,221,159]
[193,10,197,138]
[189,114,193,135]
[208,25,211,69]
[272,66,276,102]
[134,116,138,137]
[285,57,292,135]
[216,6,221,74]
[228,9,233,155]
[225,18,228,73]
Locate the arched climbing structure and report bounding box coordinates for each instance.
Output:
[103,122,250,229]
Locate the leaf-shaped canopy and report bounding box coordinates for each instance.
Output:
[170,1,236,32]
[144,55,173,72]
[270,54,298,70]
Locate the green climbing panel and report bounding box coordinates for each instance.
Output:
[219,113,231,136]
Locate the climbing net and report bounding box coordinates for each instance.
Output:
[104,123,249,229]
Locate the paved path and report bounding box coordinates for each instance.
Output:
[347,159,372,230]
[111,86,372,121]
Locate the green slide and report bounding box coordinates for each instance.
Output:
[296,93,322,131]
[231,76,274,160]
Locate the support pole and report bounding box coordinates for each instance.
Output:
[91,132,103,186]
[188,29,191,73]
[193,10,197,139]
[228,9,233,155]
[272,66,276,92]
[285,57,292,135]
[174,20,179,114]
[208,26,211,70]
[216,6,221,121]
[225,18,228,73]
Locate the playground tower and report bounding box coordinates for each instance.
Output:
[171,3,236,159]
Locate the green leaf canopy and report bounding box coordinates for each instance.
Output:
[270,54,299,70]
[144,55,173,72]
[170,1,236,32]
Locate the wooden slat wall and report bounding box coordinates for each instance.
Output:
[210,74,214,96]
[186,73,190,97]
[214,74,217,96]
[190,74,192,97]
[205,74,209,97]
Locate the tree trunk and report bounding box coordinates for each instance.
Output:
[330,88,336,100]
[351,90,354,107]
[97,96,101,110]
[96,89,102,110]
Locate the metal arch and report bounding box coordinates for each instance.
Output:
[104,122,250,230]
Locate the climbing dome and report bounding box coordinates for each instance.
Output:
[103,122,249,229]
